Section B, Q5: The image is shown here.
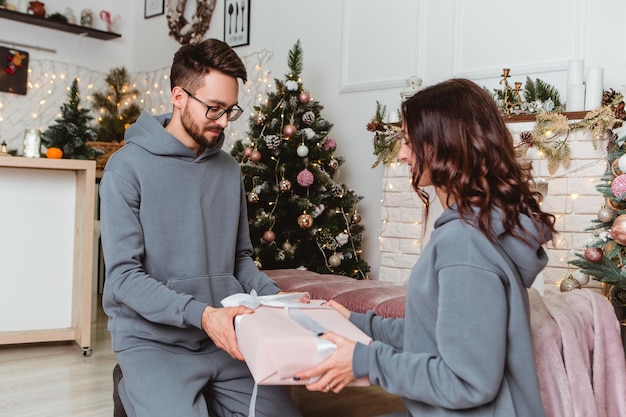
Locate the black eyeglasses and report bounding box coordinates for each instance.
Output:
[181,88,244,121]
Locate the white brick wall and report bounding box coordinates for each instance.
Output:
[378,121,612,295]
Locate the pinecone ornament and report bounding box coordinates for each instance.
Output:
[265,135,282,150]
[302,111,315,125]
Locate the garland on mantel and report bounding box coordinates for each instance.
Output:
[369,103,620,173]
[166,0,217,45]
[517,106,619,174]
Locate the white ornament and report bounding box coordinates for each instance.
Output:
[525,146,539,160]
[335,232,349,246]
[297,144,309,157]
[329,254,342,267]
[303,128,316,139]
[285,80,298,91]
[572,270,590,286]
[618,154,626,173]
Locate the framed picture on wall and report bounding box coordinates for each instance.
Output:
[145,0,165,19]
[224,0,250,47]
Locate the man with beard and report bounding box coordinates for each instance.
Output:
[99,38,303,417]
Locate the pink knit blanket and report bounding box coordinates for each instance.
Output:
[529,288,626,417]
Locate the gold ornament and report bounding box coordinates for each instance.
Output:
[606,197,626,211]
[351,212,362,224]
[279,179,292,192]
[612,158,623,177]
[612,214,626,245]
[598,206,615,223]
[253,112,267,126]
[560,274,582,292]
[329,253,342,267]
[297,213,313,228]
[247,192,259,203]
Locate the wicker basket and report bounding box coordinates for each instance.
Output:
[91,141,124,178]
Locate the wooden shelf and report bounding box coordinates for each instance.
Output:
[502,111,588,123]
[0,8,121,40]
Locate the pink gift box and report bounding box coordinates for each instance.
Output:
[233,300,372,385]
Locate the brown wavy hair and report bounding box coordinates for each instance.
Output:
[401,78,556,243]
[170,38,247,91]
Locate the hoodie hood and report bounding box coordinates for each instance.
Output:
[434,206,551,288]
[124,112,225,162]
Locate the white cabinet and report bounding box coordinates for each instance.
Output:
[0,156,95,354]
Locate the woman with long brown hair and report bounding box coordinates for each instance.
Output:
[296,78,555,416]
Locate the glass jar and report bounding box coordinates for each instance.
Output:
[23,129,41,158]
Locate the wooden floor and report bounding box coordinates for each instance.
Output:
[0,301,406,417]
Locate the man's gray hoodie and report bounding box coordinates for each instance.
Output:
[350,207,549,416]
[100,112,280,353]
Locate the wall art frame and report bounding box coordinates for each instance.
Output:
[224,0,250,47]
[145,0,165,19]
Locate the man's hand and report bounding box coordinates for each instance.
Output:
[201,305,253,360]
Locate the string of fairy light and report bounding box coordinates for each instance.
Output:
[0,50,274,153]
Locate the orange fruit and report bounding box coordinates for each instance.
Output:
[46,147,63,159]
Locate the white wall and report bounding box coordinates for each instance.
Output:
[2,0,625,283]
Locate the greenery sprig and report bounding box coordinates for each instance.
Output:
[367,101,402,168]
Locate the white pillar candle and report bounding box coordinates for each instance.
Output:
[567,59,585,86]
[584,66,604,110]
[566,84,586,112]
[387,110,400,124]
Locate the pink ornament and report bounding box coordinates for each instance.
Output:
[612,174,626,199]
[243,147,253,158]
[249,150,262,162]
[322,137,337,151]
[298,91,311,104]
[283,124,297,138]
[262,230,276,243]
[297,169,314,187]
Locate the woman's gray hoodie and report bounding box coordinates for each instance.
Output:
[350,207,549,416]
[100,112,280,353]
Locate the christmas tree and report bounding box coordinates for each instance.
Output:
[91,67,141,142]
[40,78,100,159]
[569,131,626,296]
[231,40,370,279]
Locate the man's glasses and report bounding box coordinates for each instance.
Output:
[181,88,244,121]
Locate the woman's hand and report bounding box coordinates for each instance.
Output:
[294,332,357,393]
[323,299,351,319]
[277,291,311,304]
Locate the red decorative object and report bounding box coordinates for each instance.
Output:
[283,124,297,138]
[612,214,626,245]
[27,1,46,17]
[584,246,603,263]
